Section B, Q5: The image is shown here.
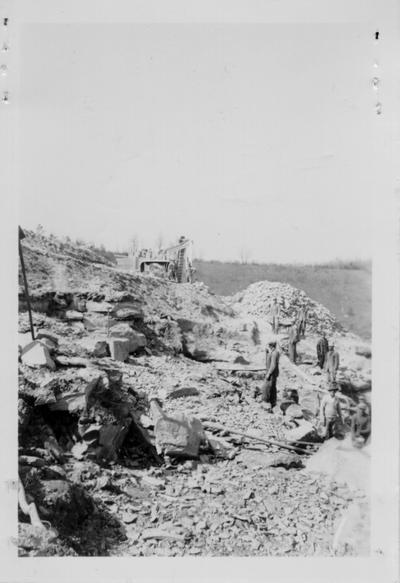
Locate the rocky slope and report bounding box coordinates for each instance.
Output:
[17,230,371,556]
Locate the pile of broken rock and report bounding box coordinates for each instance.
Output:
[233,281,341,336]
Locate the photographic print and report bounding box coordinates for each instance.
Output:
[2,1,399,580]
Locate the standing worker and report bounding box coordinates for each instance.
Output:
[325,344,340,382]
[297,306,308,338]
[320,383,343,440]
[351,396,371,447]
[269,298,281,334]
[288,323,299,364]
[316,333,329,369]
[261,340,280,412]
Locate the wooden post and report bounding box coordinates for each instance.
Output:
[18,227,35,341]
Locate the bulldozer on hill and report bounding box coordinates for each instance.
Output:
[129,236,195,283]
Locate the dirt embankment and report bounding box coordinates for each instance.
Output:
[17,230,371,557]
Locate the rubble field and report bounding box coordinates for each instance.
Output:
[17,231,371,557]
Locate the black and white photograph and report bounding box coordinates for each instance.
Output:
[1,1,399,581]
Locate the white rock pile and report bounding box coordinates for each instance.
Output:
[232,281,341,336]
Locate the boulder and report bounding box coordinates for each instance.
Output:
[54,356,88,367]
[36,331,59,346]
[82,317,99,332]
[18,332,34,350]
[285,404,304,420]
[36,336,58,354]
[98,422,131,461]
[86,301,113,313]
[65,310,84,321]
[79,337,109,358]
[207,436,236,460]
[150,400,205,458]
[355,346,371,359]
[71,297,87,312]
[108,337,130,362]
[21,341,56,370]
[48,376,101,413]
[109,323,146,353]
[112,304,144,321]
[284,419,319,445]
[34,378,59,406]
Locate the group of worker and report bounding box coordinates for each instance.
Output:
[261,298,371,447]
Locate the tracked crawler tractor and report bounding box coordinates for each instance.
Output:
[130,236,194,283]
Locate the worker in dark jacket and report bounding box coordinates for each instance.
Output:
[325,344,340,382]
[316,333,329,369]
[288,323,299,364]
[261,340,280,412]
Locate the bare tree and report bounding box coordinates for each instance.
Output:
[155,232,164,251]
[239,247,251,264]
[130,236,140,255]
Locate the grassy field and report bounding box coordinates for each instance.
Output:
[193,260,371,340]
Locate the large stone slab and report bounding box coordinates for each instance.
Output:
[86,301,113,313]
[108,323,146,353]
[18,332,35,351]
[21,341,56,370]
[65,310,84,321]
[79,337,110,358]
[150,401,205,458]
[98,422,131,461]
[284,419,319,445]
[108,337,130,362]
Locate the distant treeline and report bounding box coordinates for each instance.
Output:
[194,258,371,271]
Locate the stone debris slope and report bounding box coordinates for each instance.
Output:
[17,231,370,557]
[233,281,341,335]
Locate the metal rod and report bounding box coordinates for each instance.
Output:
[203,420,311,455]
[18,232,35,341]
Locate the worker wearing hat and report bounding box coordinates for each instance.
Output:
[319,382,343,440]
[261,339,280,412]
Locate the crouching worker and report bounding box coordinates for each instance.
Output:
[261,340,280,412]
[280,389,299,415]
[319,383,343,440]
[351,397,371,447]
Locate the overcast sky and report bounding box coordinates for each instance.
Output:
[18,23,374,262]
